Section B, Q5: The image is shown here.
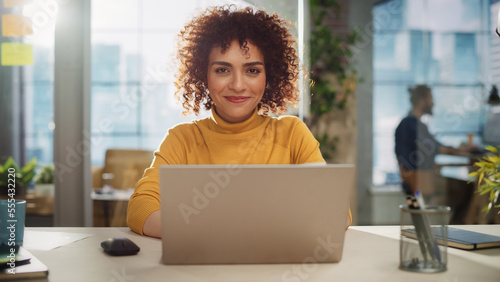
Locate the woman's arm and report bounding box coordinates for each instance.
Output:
[143,210,161,238]
[127,126,187,237]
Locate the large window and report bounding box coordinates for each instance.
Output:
[372,0,491,187]
[7,1,301,168]
[21,3,56,167]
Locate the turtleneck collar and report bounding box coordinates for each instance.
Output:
[207,107,265,134]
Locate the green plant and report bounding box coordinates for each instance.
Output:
[307,0,360,161]
[0,157,37,189]
[309,0,359,118]
[315,134,339,161]
[469,145,500,214]
[36,164,55,184]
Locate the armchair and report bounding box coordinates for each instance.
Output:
[92,149,153,227]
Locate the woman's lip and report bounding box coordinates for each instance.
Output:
[225,96,250,103]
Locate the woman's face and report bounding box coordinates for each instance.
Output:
[207,40,266,123]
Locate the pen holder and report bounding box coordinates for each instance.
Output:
[399,205,450,273]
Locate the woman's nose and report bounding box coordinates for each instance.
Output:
[228,73,246,92]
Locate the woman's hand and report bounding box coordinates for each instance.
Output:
[143,210,161,238]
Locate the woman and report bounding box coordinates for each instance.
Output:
[127,6,347,238]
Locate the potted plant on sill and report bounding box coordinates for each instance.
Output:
[35,164,55,197]
[468,145,500,214]
[0,157,37,197]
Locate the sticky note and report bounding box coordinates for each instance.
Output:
[2,15,33,36]
[1,43,33,66]
[3,0,33,7]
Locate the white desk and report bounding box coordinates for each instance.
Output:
[22,225,500,282]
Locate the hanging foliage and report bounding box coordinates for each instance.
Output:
[309,0,359,117]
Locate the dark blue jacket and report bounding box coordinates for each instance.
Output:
[395,114,441,171]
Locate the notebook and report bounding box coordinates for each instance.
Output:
[402,227,500,250]
[0,247,48,279]
[159,164,355,264]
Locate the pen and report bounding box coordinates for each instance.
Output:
[414,190,441,264]
[414,190,426,209]
[407,196,429,263]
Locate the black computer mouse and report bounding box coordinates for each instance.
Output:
[101,237,140,256]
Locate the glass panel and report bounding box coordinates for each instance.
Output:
[24,82,54,166]
[372,0,489,188]
[373,84,411,134]
[91,85,139,134]
[0,1,57,225]
[141,0,197,30]
[139,33,176,84]
[140,83,211,136]
[90,136,142,165]
[430,86,484,134]
[406,0,482,32]
[140,83,178,135]
[92,34,140,83]
[19,4,56,167]
[91,0,139,30]
[372,0,405,31]
[491,2,500,85]
[373,133,401,186]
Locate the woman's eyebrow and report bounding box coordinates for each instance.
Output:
[211,61,264,67]
[211,61,232,66]
[244,61,264,67]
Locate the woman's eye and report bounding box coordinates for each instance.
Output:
[248,68,261,74]
[215,68,228,73]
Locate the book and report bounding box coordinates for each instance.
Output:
[0,247,48,280]
[402,227,500,250]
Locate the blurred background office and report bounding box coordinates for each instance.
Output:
[0,0,499,227]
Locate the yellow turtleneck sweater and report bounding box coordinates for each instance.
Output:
[127,108,340,235]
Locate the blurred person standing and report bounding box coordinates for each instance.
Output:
[395,84,477,201]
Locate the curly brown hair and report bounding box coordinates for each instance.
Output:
[174,5,300,116]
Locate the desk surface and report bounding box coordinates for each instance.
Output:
[23,225,500,282]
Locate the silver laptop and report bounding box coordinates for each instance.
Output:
[159,164,355,264]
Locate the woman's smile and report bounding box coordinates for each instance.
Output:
[224,96,250,103]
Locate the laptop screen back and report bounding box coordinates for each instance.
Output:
[159,164,355,264]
